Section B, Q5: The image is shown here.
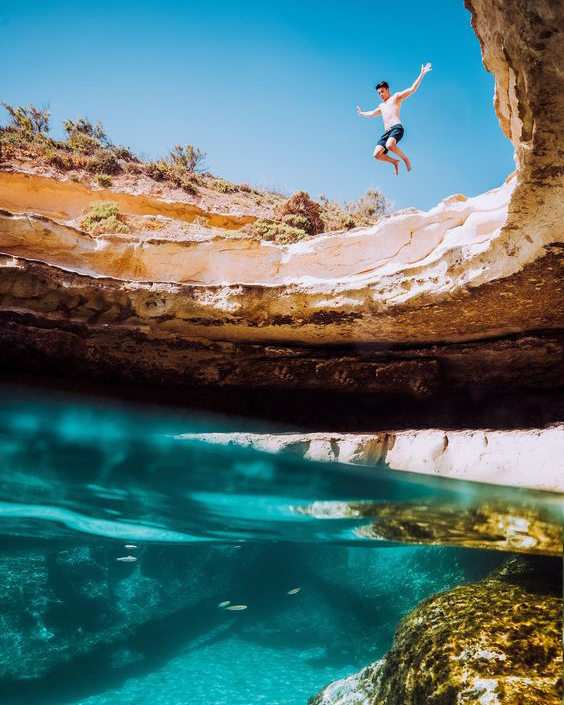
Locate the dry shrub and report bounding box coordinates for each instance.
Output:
[124,161,143,175]
[276,191,323,235]
[346,189,389,221]
[167,144,206,172]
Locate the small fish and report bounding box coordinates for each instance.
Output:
[124,544,138,549]
[116,556,137,563]
[287,587,301,595]
[225,604,247,611]
[218,601,231,608]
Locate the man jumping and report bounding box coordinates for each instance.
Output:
[356,63,432,175]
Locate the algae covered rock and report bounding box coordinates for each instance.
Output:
[309,556,563,705]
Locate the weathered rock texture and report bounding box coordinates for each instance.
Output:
[0,543,264,681]
[176,426,564,492]
[309,557,563,705]
[0,0,562,403]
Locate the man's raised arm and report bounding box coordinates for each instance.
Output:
[396,63,432,101]
[356,106,381,117]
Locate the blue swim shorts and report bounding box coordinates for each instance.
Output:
[377,124,404,153]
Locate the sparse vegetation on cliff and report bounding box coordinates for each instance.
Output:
[79,201,129,235]
[243,218,309,244]
[242,188,389,244]
[242,190,324,244]
[277,191,324,235]
[0,103,139,185]
[94,174,112,188]
[0,102,389,238]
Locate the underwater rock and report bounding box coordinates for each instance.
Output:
[0,543,265,680]
[309,556,563,705]
[295,501,562,556]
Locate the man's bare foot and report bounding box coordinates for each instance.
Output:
[403,157,411,172]
[393,159,399,176]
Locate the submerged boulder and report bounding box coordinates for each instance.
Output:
[309,556,563,705]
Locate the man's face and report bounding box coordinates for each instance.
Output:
[377,86,390,100]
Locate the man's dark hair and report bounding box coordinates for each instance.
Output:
[376,81,389,90]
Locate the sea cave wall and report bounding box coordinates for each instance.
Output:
[0,1,562,417]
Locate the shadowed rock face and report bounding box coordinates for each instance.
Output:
[0,543,272,682]
[309,557,563,705]
[0,0,562,404]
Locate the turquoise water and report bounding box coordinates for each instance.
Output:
[0,386,560,705]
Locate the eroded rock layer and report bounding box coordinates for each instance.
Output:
[175,427,564,492]
[0,0,562,402]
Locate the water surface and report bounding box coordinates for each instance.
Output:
[0,387,560,705]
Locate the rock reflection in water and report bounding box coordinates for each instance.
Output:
[294,501,562,556]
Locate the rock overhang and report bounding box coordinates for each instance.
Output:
[0,0,562,401]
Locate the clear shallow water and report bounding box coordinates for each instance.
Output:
[0,386,561,705]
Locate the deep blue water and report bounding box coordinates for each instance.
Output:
[0,386,560,705]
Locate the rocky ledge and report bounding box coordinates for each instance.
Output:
[175,427,564,492]
[0,0,563,407]
[309,557,563,705]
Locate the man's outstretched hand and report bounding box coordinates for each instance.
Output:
[421,62,432,75]
[356,106,363,114]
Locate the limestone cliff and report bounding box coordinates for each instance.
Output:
[175,427,564,492]
[0,0,562,408]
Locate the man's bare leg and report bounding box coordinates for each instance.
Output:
[386,138,411,172]
[374,147,400,175]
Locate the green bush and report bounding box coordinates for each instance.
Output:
[79,201,129,235]
[209,178,237,194]
[2,102,50,139]
[67,130,100,155]
[95,174,112,187]
[44,150,73,170]
[85,149,121,175]
[282,213,310,231]
[64,117,108,145]
[144,160,198,193]
[244,219,308,244]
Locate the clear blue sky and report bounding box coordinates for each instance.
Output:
[0,0,514,211]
